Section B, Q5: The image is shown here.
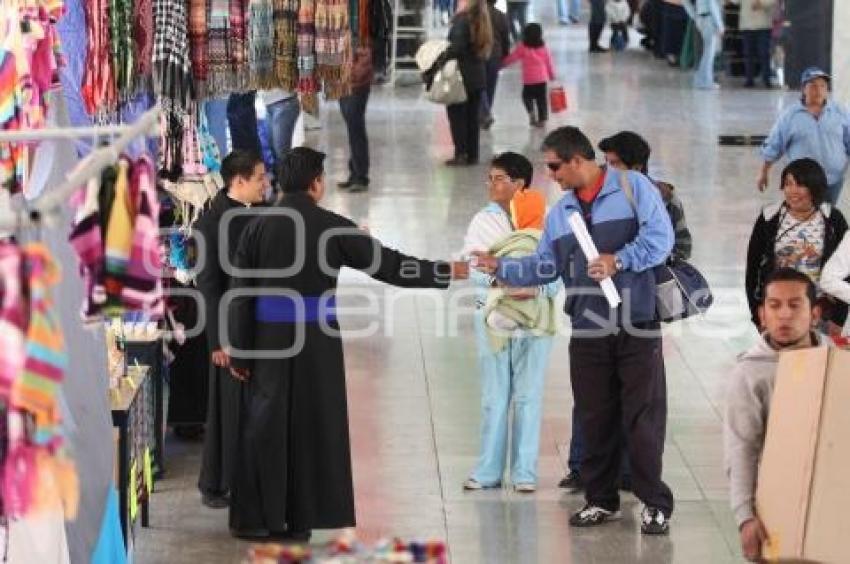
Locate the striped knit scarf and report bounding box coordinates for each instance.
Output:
[81,0,117,118]
[315,0,351,99]
[0,242,26,400]
[207,0,232,96]
[249,0,276,88]
[229,0,250,90]
[13,243,67,445]
[189,0,208,97]
[296,0,317,94]
[153,0,193,109]
[273,0,300,91]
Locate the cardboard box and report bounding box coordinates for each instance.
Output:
[755,348,850,563]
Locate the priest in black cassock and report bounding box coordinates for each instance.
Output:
[225,147,469,540]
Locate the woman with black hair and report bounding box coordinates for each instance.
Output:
[745,158,849,329]
[502,23,555,128]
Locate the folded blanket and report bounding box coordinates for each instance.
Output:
[482,228,557,352]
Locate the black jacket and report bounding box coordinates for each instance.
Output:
[745,202,848,326]
[446,12,487,93]
[194,190,265,351]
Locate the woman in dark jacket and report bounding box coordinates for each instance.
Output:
[746,158,849,328]
[444,0,493,166]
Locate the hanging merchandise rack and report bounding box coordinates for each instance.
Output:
[0,106,161,231]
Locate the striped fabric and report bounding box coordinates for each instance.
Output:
[68,177,107,322]
[0,242,27,399]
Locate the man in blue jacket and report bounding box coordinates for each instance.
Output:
[473,126,675,534]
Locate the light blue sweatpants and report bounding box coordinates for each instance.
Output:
[470,313,553,486]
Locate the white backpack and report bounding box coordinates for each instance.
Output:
[415,39,468,105]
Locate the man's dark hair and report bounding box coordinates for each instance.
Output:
[542,126,595,162]
[278,147,326,194]
[598,131,651,174]
[221,150,264,188]
[491,152,533,188]
[762,267,817,308]
[780,158,828,207]
[522,23,544,48]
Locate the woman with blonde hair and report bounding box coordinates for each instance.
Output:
[444,0,493,166]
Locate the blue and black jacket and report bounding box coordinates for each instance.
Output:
[496,170,674,330]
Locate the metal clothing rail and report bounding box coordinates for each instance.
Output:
[0,106,161,231]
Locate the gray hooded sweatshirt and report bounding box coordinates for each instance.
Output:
[723,333,825,527]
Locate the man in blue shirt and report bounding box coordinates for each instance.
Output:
[473,127,675,534]
[759,67,850,204]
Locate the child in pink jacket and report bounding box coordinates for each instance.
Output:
[502,23,556,127]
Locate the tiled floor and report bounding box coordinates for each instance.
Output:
[133,10,802,564]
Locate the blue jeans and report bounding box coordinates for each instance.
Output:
[470,313,553,486]
[694,15,719,88]
[226,91,261,155]
[265,96,300,164]
[339,87,370,184]
[205,98,230,156]
[480,59,501,119]
[741,29,771,86]
[556,0,580,22]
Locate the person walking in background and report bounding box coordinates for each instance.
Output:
[502,23,555,128]
[659,0,687,65]
[260,89,300,165]
[758,67,850,205]
[683,0,724,89]
[606,0,631,51]
[337,45,374,193]
[480,0,511,130]
[729,0,775,88]
[461,152,559,494]
[557,0,581,24]
[588,0,607,52]
[442,0,493,166]
[746,158,848,332]
[506,0,529,42]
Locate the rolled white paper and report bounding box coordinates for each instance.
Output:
[567,212,622,309]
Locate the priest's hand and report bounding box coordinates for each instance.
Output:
[230,367,251,382]
[739,517,767,562]
[211,349,230,368]
[450,261,470,280]
[471,251,499,274]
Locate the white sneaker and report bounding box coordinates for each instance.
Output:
[463,478,483,490]
[514,483,536,493]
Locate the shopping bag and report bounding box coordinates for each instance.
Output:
[549,85,567,113]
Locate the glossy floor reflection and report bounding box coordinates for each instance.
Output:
[134,10,804,564]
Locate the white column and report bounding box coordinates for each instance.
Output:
[833,1,850,101]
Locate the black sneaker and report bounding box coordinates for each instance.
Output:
[337,178,355,188]
[347,182,369,193]
[640,506,670,535]
[569,504,622,527]
[558,471,583,492]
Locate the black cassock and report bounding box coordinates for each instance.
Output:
[227,192,451,532]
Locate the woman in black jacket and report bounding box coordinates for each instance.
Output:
[746,158,849,328]
[444,0,493,166]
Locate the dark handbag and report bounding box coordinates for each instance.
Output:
[618,172,713,322]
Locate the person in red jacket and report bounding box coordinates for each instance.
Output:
[502,23,556,128]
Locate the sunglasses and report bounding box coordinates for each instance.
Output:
[546,161,563,172]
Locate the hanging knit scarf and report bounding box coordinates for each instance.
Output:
[273,0,299,90]
[248,0,275,88]
[68,176,107,323]
[315,0,350,99]
[133,0,154,90]
[189,0,208,97]
[81,0,117,119]
[296,0,317,94]
[12,243,67,446]
[207,0,232,96]
[109,0,134,101]
[153,0,193,179]
[104,158,135,314]
[0,242,26,401]
[229,0,250,90]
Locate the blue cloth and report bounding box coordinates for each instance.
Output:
[91,486,127,564]
[256,295,338,323]
[205,98,230,156]
[693,14,720,88]
[761,100,850,191]
[227,92,262,155]
[470,311,553,485]
[265,95,301,163]
[496,170,674,330]
[683,0,723,32]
